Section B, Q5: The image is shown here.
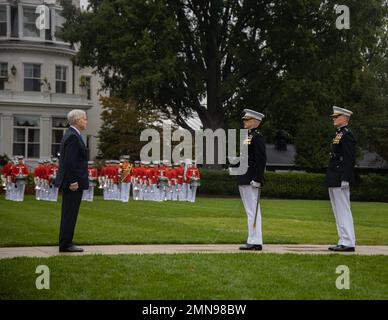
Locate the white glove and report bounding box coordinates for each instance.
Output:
[341,181,349,188]
[250,180,261,188]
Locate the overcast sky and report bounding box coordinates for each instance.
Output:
[80,0,88,9]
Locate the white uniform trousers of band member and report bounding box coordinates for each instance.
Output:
[120,183,131,202]
[186,185,192,202]
[82,186,94,202]
[48,185,59,202]
[160,185,166,201]
[149,184,156,201]
[171,185,178,201]
[178,183,188,201]
[138,184,145,201]
[187,185,198,202]
[13,182,25,202]
[5,183,10,200]
[132,182,140,200]
[239,185,263,245]
[166,186,173,201]
[113,184,120,201]
[7,183,15,201]
[328,186,356,247]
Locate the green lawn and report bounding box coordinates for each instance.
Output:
[1,253,387,299]
[0,196,387,246]
[1,196,388,300]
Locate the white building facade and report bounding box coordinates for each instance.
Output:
[0,0,102,167]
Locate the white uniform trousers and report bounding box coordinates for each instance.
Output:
[189,186,197,202]
[239,185,263,245]
[171,186,178,201]
[113,184,120,201]
[82,188,90,201]
[41,183,48,201]
[187,185,193,202]
[328,187,356,247]
[120,183,131,202]
[11,183,25,202]
[5,183,10,200]
[138,184,145,201]
[178,183,188,201]
[35,185,40,200]
[151,184,164,202]
[132,182,140,200]
[166,186,173,201]
[8,183,14,201]
[82,187,94,202]
[48,185,59,202]
[103,188,108,200]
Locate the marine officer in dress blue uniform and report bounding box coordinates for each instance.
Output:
[325,106,357,252]
[238,109,267,251]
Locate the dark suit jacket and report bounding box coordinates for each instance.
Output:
[54,127,89,190]
[325,126,357,188]
[238,128,267,186]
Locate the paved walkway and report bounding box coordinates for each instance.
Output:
[1,244,388,259]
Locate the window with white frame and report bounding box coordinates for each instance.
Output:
[51,117,68,157]
[0,62,7,90]
[0,5,6,37]
[13,116,40,158]
[24,63,41,92]
[11,6,18,38]
[54,10,65,41]
[55,65,67,93]
[23,7,40,38]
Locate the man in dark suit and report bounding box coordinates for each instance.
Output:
[325,106,357,252]
[55,109,89,252]
[238,109,267,251]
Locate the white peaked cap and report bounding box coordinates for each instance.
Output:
[332,106,353,117]
[242,109,265,121]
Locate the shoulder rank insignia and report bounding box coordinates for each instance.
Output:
[332,133,343,144]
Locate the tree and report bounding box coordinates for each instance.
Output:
[348,11,388,161]
[294,117,333,172]
[60,0,388,165]
[98,97,146,159]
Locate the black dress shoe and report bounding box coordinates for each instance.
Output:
[328,245,355,252]
[59,245,84,253]
[239,244,262,251]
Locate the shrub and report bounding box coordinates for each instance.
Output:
[197,169,388,202]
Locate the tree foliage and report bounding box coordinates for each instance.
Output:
[60,0,388,167]
[98,97,145,159]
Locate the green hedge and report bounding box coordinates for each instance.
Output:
[8,170,388,202]
[197,169,388,202]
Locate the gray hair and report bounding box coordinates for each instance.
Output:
[67,109,86,126]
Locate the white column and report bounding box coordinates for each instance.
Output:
[1,114,13,156]
[18,4,23,39]
[50,8,55,40]
[6,5,11,38]
[40,116,51,158]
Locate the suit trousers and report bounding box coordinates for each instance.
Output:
[239,185,263,245]
[59,188,83,249]
[328,186,356,247]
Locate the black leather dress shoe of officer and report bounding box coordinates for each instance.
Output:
[239,244,262,251]
[328,245,355,252]
[59,245,84,253]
